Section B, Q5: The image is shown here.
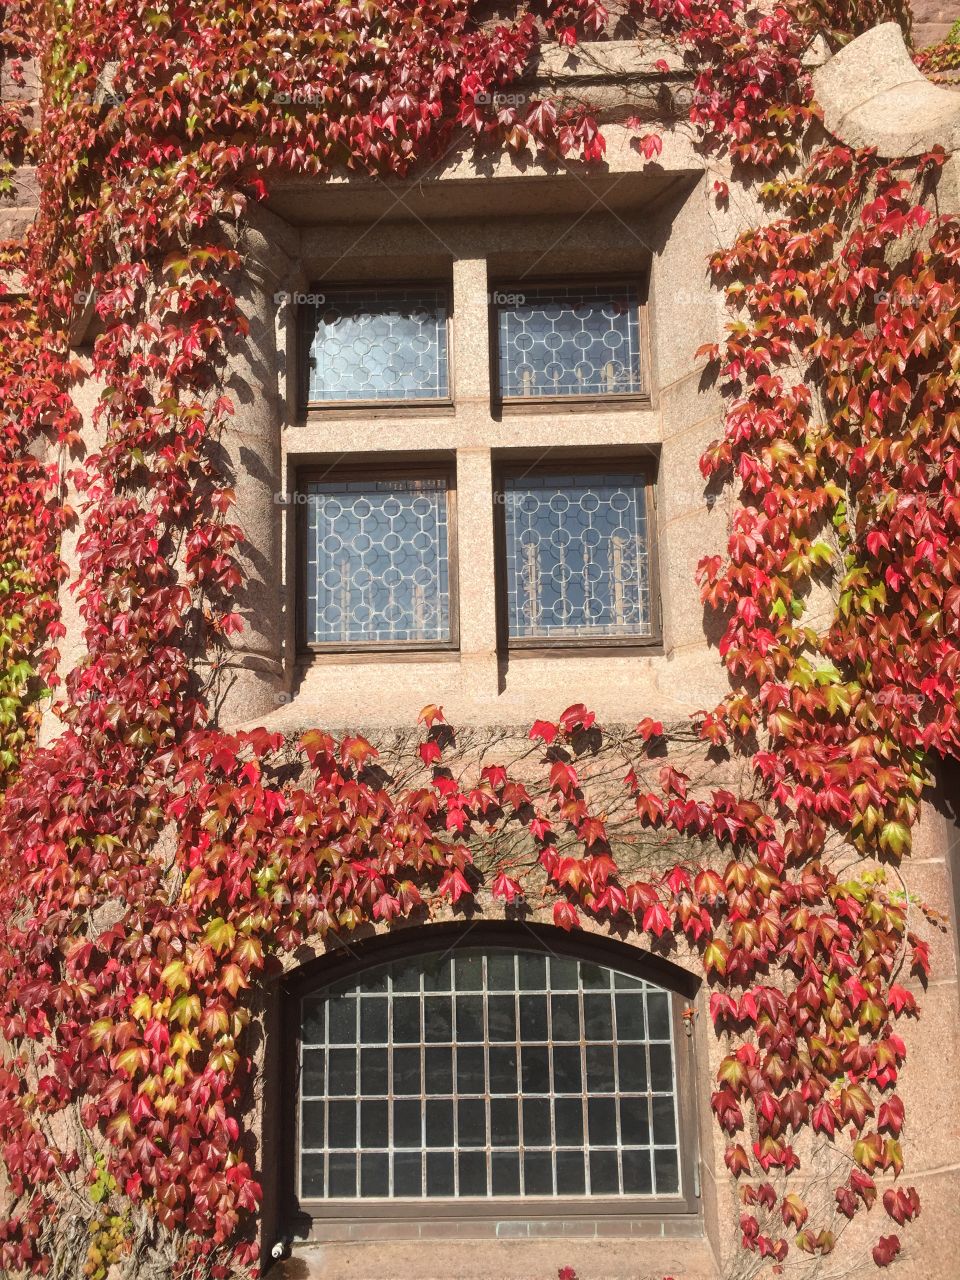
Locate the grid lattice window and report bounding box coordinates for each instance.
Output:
[297,947,681,1201]
[502,469,653,642]
[495,283,643,400]
[304,473,452,646]
[305,287,450,404]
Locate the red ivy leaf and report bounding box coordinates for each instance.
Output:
[872,1235,901,1267]
[530,719,558,744]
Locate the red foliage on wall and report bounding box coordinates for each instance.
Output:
[0,0,955,1276]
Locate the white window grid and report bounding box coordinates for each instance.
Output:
[298,948,681,1201]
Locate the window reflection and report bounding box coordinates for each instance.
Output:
[496,284,643,399]
[307,288,449,403]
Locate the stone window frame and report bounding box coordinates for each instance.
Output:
[492,453,663,656]
[300,279,456,415]
[295,456,461,658]
[489,274,652,414]
[278,921,702,1244]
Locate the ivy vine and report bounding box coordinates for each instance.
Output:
[0,1,956,1278]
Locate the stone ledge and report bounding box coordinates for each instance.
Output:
[266,1235,718,1280]
[531,38,685,83]
[813,22,960,157]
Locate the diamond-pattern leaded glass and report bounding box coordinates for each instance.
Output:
[496,284,643,399]
[306,288,449,404]
[503,471,652,641]
[298,947,681,1200]
[305,476,451,645]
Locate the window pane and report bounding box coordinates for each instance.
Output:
[301,1151,325,1197]
[456,1045,485,1093]
[623,1147,653,1194]
[359,1048,387,1095]
[519,994,548,1040]
[393,997,421,1043]
[551,995,580,1041]
[487,952,516,990]
[554,1097,584,1147]
[305,476,450,645]
[302,1050,325,1097]
[588,1097,618,1147]
[393,1099,421,1148]
[488,1046,519,1094]
[620,1096,651,1146]
[393,1047,421,1095]
[490,1097,519,1147]
[307,287,449,403]
[393,1151,422,1196]
[459,1149,487,1196]
[615,993,645,1039]
[424,1046,453,1093]
[503,472,652,640]
[422,993,453,1044]
[426,1099,454,1147]
[590,1149,620,1195]
[556,1150,586,1195]
[426,1151,455,1196]
[654,1147,680,1194]
[487,995,516,1042]
[360,1099,387,1146]
[297,946,679,1203]
[458,1098,486,1146]
[327,1049,356,1096]
[360,1152,389,1197]
[496,284,643,399]
[328,1151,356,1197]
[586,1043,616,1093]
[524,1149,554,1195]
[360,997,387,1041]
[523,1097,552,1147]
[491,1151,520,1196]
[521,1044,549,1091]
[301,1100,325,1149]
[328,1101,356,1148]
[552,1045,582,1094]
[327,997,356,1043]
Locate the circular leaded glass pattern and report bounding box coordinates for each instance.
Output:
[298,947,681,1201]
[305,476,450,645]
[307,287,449,404]
[502,470,652,640]
[496,284,643,400]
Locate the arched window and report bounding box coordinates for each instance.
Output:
[281,924,699,1237]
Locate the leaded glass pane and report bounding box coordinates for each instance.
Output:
[307,287,449,403]
[503,471,652,640]
[305,476,450,645]
[496,283,643,399]
[297,946,681,1201]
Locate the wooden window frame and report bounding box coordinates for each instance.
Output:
[300,280,455,414]
[490,275,651,414]
[296,458,460,658]
[493,454,662,655]
[279,921,701,1242]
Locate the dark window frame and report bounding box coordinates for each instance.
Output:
[493,454,662,655]
[279,922,701,1241]
[490,275,651,412]
[300,280,455,413]
[295,458,460,658]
